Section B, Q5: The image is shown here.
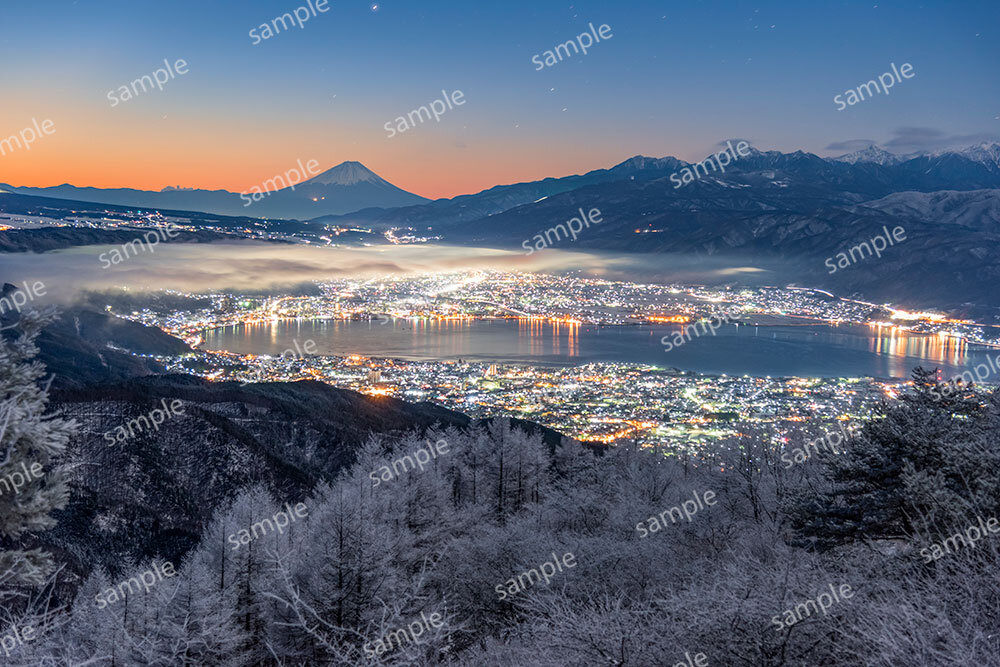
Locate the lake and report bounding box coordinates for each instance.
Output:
[201,317,994,379]
[3,241,993,380]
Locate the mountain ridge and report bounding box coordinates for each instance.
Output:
[0,160,428,220]
[315,141,1000,231]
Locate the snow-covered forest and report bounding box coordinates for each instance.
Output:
[4,316,1000,666]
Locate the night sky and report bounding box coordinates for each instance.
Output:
[1,0,997,198]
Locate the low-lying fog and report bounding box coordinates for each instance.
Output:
[0,241,790,302]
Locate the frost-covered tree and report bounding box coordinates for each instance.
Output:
[788,367,998,548]
[148,558,248,666]
[24,402,1000,666]
[0,308,76,589]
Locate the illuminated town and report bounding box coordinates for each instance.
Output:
[118,270,1000,349]
[99,270,1000,448]
[160,348,901,447]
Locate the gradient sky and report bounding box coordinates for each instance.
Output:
[1,0,997,199]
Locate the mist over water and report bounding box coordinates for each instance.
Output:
[0,242,788,301]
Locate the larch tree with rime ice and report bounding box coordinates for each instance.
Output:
[0,309,76,592]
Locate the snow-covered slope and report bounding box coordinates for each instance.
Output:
[860,189,1000,230]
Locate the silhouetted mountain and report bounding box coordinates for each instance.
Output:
[7,144,1000,312]
[44,374,571,576]
[312,155,687,230]
[314,143,1000,240]
[0,191,317,237]
[0,161,427,220]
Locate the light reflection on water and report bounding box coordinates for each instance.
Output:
[867,323,968,378]
[201,318,995,380]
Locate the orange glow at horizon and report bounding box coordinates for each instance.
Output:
[0,101,615,200]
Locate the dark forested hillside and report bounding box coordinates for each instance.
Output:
[43,375,475,578]
[0,295,190,390]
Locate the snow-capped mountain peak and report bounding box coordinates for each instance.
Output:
[833,145,901,166]
[956,142,1000,169]
[720,139,763,157]
[304,161,388,186]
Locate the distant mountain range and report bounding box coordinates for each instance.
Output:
[5,143,997,227]
[4,141,1000,312]
[0,161,428,220]
[299,142,1000,313]
[421,142,1000,312]
[320,142,1000,229]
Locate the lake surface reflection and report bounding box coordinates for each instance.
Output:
[201,318,992,379]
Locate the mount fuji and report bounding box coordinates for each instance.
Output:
[0,161,427,220]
